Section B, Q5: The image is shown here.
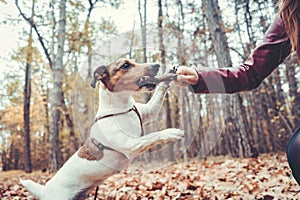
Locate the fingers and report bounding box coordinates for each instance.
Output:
[174,66,199,86]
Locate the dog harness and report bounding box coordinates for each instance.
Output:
[94,105,144,135]
[91,105,144,152]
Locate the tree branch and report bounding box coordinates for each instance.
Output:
[15,0,53,69]
[229,47,246,60]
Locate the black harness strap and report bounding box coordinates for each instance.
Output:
[93,186,99,200]
[131,105,144,136]
[94,107,134,122]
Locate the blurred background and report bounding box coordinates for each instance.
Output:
[0,0,299,174]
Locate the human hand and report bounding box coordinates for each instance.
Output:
[174,66,199,87]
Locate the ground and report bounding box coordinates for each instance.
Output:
[1,153,299,200]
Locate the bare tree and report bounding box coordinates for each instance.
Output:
[48,0,66,172]
[22,0,35,174]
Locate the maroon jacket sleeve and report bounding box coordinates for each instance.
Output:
[191,15,291,94]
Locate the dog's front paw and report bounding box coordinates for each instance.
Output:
[160,128,185,141]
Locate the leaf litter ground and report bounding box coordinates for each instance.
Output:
[1,153,299,200]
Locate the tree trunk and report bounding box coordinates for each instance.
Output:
[42,87,50,142]
[49,0,66,172]
[165,92,175,161]
[158,0,165,68]
[85,0,99,77]
[138,0,147,63]
[202,0,232,67]
[23,38,32,173]
[286,57,300,129]
[23,0,35,173]
[203,0,258,157]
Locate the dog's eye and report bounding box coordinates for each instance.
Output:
[120,62,131,70]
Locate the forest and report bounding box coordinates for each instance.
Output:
[0,0,300,199]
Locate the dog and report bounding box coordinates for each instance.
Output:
[20,58,184,200]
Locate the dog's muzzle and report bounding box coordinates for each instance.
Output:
[135,64,160,90]
[136,69,178,89]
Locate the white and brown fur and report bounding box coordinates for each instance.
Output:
[20,59,184,200]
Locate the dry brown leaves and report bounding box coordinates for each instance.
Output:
[1,153,299,200]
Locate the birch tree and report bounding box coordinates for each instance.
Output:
[48,0,66,172]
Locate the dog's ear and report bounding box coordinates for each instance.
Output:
[91,65,109,88]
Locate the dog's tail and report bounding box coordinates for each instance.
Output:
[20,178,44,198]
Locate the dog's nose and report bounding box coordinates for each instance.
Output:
[151,64,160,74]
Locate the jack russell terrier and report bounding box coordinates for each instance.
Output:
[20,59,184,200]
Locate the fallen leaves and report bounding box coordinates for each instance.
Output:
[92,153,300,199]
[1,153,299,199]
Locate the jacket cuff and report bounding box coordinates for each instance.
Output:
[188,68,208,93]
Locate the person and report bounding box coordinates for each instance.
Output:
[174,0,300,184]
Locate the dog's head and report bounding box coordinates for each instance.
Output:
[91,59,160,92]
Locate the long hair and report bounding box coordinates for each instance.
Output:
[278,0,300,64]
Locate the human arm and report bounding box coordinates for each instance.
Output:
[175,15,291,94]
